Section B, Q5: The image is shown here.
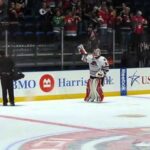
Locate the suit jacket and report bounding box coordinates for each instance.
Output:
[0,56,14,76]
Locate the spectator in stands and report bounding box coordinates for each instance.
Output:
[72,0,83,35]
[82,3,98,29]
[39,1,52,16]
[15,0,28,15]
[64,10,81,37]
[38,1,53,31]
[117,3,131,51]
[0,0,7,21]
[108,5,116,28]
[117,3,130,26]
[8,1,25,21]
[97,2,109,49]
[97,1,109,28]
[8,2,18,21]
[86,24,100,52]
[51,9,64,38]
[130,10,148,66]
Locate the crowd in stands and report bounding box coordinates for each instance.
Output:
[0,1,147,33]
[0,0,149,67]
[0,1,148,38]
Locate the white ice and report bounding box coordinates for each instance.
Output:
[0,94,150,150]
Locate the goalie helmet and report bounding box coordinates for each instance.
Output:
[93,48,101,58]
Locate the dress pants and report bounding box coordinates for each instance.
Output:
[1,76,14,105]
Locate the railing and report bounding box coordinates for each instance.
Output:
[0,21,149,71]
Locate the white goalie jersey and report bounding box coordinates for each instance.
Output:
[82,54,109,78]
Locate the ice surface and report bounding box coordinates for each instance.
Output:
[0,94,150,150]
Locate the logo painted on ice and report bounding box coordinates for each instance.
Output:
[128,71,140,86]
[19,127,150,150]
[39,74,55,92]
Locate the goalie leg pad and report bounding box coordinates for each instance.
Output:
[96,79,104,102]
[91,79,104,102]
[84,79,91,102]
[84,78,104,102]
[84,79,95,102]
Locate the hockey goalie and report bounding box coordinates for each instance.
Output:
[77,44,109,102]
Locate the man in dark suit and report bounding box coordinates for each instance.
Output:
[0,51,15,106]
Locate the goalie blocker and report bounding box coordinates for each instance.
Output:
[77,44,87,55]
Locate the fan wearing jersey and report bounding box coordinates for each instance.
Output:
[77,44,109,102]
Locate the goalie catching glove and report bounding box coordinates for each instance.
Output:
[96,70,104,78]
[77,44,87,55]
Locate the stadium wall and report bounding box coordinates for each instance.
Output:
[0,68,150,102]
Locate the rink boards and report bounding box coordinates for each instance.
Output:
[0,68,150,102]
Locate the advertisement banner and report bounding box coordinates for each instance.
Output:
[127,68,150,94]
[13,69,119,97]
[1,68,149,101]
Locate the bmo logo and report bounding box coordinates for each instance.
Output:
[40,74,55,92]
